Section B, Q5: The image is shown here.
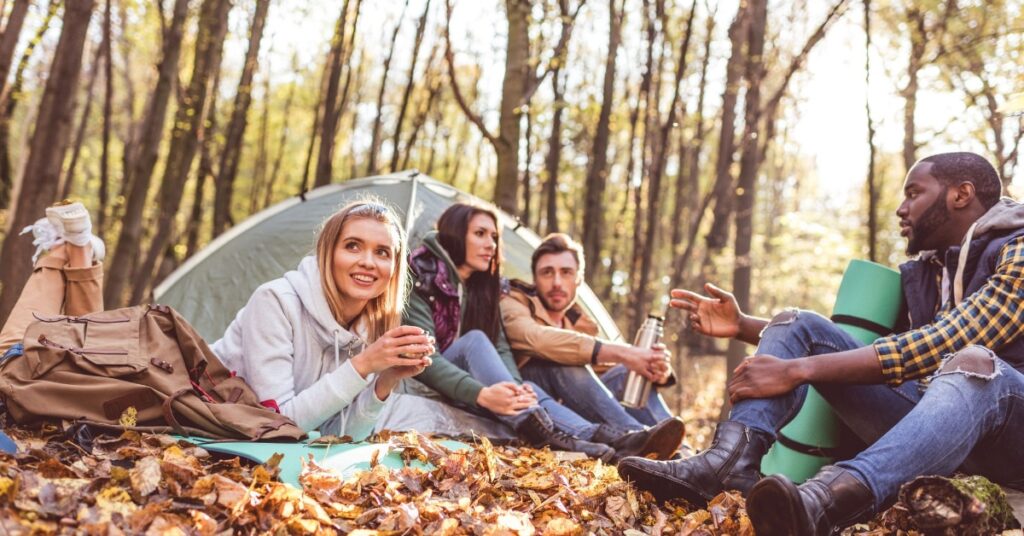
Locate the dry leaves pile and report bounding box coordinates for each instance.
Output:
[0,425,754,535]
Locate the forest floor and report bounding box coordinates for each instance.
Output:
[0,356,1020,534]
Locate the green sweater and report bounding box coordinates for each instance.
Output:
[404,232,521,408]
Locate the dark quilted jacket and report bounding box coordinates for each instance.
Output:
[403,231,520,407]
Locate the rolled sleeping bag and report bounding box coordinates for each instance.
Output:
[760,259,902,483]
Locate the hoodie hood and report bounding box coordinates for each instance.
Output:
[284,256,364,353]
[919,198,1024,305]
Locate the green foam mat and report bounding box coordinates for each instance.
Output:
[174,434,469,487]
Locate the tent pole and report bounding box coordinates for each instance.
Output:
[404,171,420,237]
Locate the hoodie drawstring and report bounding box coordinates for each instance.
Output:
[333,329,349,436]
[952,221,979,306]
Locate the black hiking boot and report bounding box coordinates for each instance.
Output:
[616,421,772,506]
[591,417,686,462]
[515,411,616,463]
[747,465,875,536]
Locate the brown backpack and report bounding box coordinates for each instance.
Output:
[0,304,305,441]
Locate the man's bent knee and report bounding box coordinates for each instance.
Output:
[935,346,999,380]
[760,309,832,337]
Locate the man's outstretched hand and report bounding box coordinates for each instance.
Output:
[669,283,743,339]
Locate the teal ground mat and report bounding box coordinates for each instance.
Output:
[174,434,469,487]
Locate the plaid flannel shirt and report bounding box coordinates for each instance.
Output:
[873,236,1024,384]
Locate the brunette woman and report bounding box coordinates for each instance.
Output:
[406,203,649,460]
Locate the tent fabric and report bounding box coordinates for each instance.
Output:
[154,170,623,437]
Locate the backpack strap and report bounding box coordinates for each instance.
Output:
[162,388,192,436]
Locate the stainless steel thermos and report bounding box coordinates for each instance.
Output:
[620,314,664,409]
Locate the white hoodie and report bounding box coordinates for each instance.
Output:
[211,256,385,439]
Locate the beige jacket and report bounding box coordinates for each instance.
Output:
[500,279,611,372]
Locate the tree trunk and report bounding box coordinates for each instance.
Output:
[902,7,925,174]
[865,0,878,262]
[633,0,697,326]
[389,0,431,172]
[722,0,768,420]
[0,0,28,97]
[129,0,232,305]
[0,0,56,211]
[668,8,714,305]
[104,0,190,307]
[521,100,533,227]
[580,0,622,284]
[61,38,104,200]
[186,68,223,259]
[212,0,269,238]
[314,0,356,188]
[0,0,95,323]
[543,68,565,235]
[398,68,442,171]
[366,0,408,175]
[703,3,750,253]
[98,0,113,236]
[627,0,659,333]
[262,74,297,211]
[492,0,530,216]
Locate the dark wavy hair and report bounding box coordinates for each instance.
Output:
[436,203,503,343]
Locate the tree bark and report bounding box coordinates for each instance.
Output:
[703,2,749,254]
[104,0,190,307]
[61,37,104,200]
[0,0,57,211]
[212,0,269,237]
[902,7,925,174]
[398,65,442,171]
[0,0,29,98]
[668,8,715,305]
[633,0,697,327]
[98,0,113,236]
[0,0,96,323]
[314,0,356,188]
[261,71,296,211]
[580,0,622,284]
[389,0,431,172]
[722,0,768,419]
[130,0,232,305]
[366,0,408,175]
[865,0,878,262]
[543,67,565,235]
[185,68,222,259]
[492,0,530,215]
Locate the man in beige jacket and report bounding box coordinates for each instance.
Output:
[501,233,683,449]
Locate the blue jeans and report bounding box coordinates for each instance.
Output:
[442,331,599,440]
[732,310,1024,510]
[600,364,674,426]
[520,360,647,432]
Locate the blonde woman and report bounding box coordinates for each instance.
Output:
[212,200,434,439]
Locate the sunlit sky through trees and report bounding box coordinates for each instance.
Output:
[248,0,1022,206]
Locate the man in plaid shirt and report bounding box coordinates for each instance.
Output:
[618,152,1024,534]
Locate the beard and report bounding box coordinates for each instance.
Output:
[906,196,951,255]
[537,290,575,314]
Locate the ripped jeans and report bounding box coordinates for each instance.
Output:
[730,309,1024,511]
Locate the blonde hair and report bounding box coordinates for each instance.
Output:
[315,199,409,342]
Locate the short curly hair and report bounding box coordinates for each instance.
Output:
[919,152,1002,210]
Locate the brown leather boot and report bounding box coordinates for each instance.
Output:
[747,465,875,536]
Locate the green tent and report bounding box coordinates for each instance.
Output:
[155,171,622,344]
[156,171,627,438]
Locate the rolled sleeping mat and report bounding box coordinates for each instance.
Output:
[760,259,902,483]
